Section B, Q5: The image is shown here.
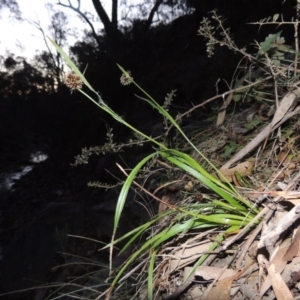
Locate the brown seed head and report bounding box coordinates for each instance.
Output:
[120,71,133,86]
[65,73,83,91]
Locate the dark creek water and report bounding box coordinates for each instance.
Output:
[0,151,48,191]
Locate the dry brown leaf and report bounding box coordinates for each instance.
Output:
[270,170,285,180]
[288,269,300,287]
[278,152,291,165]
[259,202,300,257]
[255,191,300,203]
[283,227,300,261]
[216,92,233,127]
[184,180,194,190]
[268,263,294,300]
[246,112,257,121]
[271,91,298,128]
[240,284,259,300]
[283,169,295,177]
[219,160,253,182]
[285,256,300,286]
[260,240,290,298]
[278,152,296,169]
[201,265,255,300]
[204,276,234,300]
[263,190,300,199]
[280,255,300,287]
[220,161,253,176]
[158,194,170,214]
[267,104,276,117]
[169,242,212,271]
[194,266,237,281]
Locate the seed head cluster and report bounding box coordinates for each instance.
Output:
[120,71,133,85]
[65,72,83,91]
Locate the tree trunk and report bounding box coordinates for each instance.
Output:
[91,0,112,33]
[91,0,123,58]
[112,0,118,29]
[145,0,164,29]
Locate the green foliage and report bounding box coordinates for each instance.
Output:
[257,31,282,57]
[223,141,237,159]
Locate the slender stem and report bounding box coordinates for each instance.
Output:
[79,89,167,150]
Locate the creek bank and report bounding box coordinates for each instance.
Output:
[0,118,163,299]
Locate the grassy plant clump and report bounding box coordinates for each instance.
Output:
[48,29,266,298]
[52,6,299,292]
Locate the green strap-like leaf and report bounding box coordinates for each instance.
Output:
[48,37,98,94]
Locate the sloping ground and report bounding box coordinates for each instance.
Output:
[38,42,300,299]
[145,100,300,300]
[44,75,300,300]
[98,30,300,299]
[26,22,300,299]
